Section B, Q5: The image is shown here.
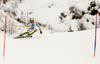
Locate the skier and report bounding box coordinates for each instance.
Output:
[16,18,43,38]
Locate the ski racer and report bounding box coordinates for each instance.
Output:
[19,18,43,38]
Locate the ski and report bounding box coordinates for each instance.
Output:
[14,35,32,39]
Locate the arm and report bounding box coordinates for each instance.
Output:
[24,22,30,29]
[36,22,43,34]
[36,22,41,30]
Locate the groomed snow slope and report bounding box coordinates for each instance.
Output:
[0,29,100,64]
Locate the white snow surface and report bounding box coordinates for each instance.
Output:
[0,29,100,64]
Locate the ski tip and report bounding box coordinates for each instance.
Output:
[13,37,22,39]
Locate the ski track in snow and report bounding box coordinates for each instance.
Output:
[0,29,100,64]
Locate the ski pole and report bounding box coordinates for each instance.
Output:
[27,12,29,21]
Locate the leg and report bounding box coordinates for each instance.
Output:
[28,29,37,36]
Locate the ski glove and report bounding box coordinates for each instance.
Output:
[40,30,43,34]
[25,25,29,29]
